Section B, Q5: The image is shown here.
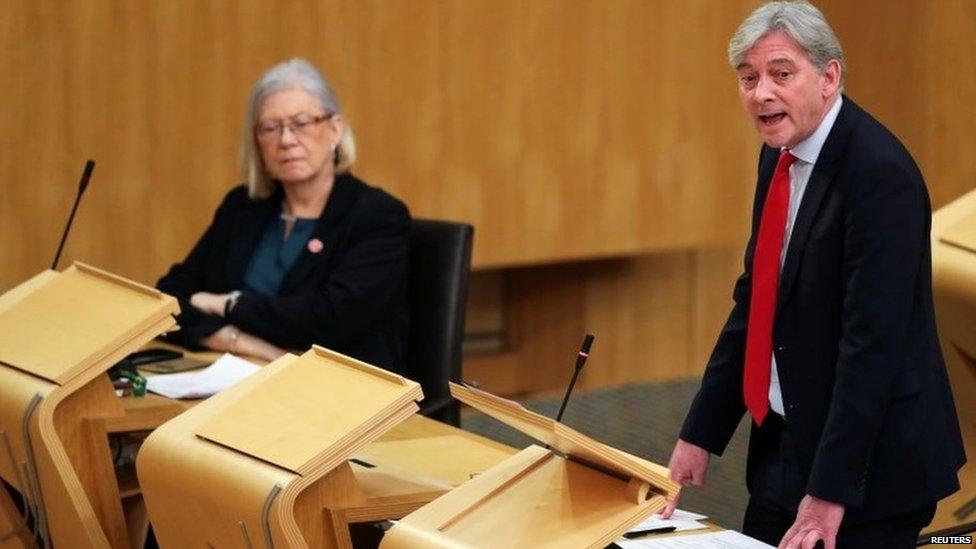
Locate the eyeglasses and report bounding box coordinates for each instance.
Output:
[255,113,333,141]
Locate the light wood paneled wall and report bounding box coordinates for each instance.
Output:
[2,1,974,393]
[465,247,743,395]
[820,0,976,209]
[0,0,759,291]
[462,0,976,394]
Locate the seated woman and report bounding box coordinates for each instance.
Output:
[158,58,409,373]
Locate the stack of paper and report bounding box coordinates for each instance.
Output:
[624,508,709,536]
[618,530,775,548]
[145,353,260,399]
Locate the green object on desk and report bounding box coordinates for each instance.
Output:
[118,368,147,397]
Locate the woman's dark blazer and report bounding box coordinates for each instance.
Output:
[157,172,410,374]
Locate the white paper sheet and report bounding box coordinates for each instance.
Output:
[626,508,710,534]
[146,353,260,399]
[661,509,708,522]
[617,530,775,549]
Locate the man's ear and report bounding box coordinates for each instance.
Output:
[822,59,842,98]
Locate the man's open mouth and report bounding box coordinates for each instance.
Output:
[759,113,787,126]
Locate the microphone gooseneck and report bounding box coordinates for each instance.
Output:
[555,333,595,423]
[52,159,95,270]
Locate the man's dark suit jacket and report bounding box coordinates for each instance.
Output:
[680,97,965,521]
[157,172,410,374]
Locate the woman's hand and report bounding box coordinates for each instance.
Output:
[190,292,229,317]
[201,325,287,362]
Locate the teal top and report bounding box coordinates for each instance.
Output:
[243,216,317,297]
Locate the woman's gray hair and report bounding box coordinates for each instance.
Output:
[729,1,845,86]
[241,58,357,199]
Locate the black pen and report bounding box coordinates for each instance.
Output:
[623,526,677,539]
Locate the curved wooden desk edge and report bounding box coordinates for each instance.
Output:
[930,188,976,535]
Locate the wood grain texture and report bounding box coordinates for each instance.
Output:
[50,376,129,549]
[196,347,421,475]
[0,0,759,290]
[929,188,976,535]
[0,264,173,385]
[137,354,302,548]
[0,266,177,549]
[354,435,513,488]
[381,445,668,549]
[464,248,743,394]
[820,0,976,209]
[3,0,972,399]
[451,383,679,499]
[137,351,512,549]
[0,483,31,548]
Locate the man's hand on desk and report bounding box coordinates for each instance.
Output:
[778,494,844,549]
[661,438,710,518]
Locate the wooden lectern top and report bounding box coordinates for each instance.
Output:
[380,384,680,549]
[0,262,177,385]
[196,346,424,474]
[0,263,179,549]
[451,382,678,498]
[941,210,976,255]
[928,188,976,535]
[139,346,429,548]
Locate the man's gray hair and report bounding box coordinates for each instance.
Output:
[241,58,357,199]
[728,1,845,85]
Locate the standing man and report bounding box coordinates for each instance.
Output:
[665,2,965,548]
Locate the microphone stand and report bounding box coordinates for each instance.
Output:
[52,159,95,270]
[555,333,595,423]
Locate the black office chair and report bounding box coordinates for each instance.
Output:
[406,219,474,426]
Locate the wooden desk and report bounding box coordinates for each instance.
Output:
[0,266,178,549]
[123,367,514,548]
[132,349,517,549]
[110,394,510,451]
[105,394,187,434]
[931,189,976,542]
[2,350,514,549]
[108,368,516,493]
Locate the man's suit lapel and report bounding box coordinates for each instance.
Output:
[776,98,855,316]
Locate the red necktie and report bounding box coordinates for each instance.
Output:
[744,150,796,426]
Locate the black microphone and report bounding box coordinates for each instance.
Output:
[555,333,595,423]
[52,160,95,270]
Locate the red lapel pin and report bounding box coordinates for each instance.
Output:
[307,238,324,254]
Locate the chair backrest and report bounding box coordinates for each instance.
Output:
[406,219,474,426]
